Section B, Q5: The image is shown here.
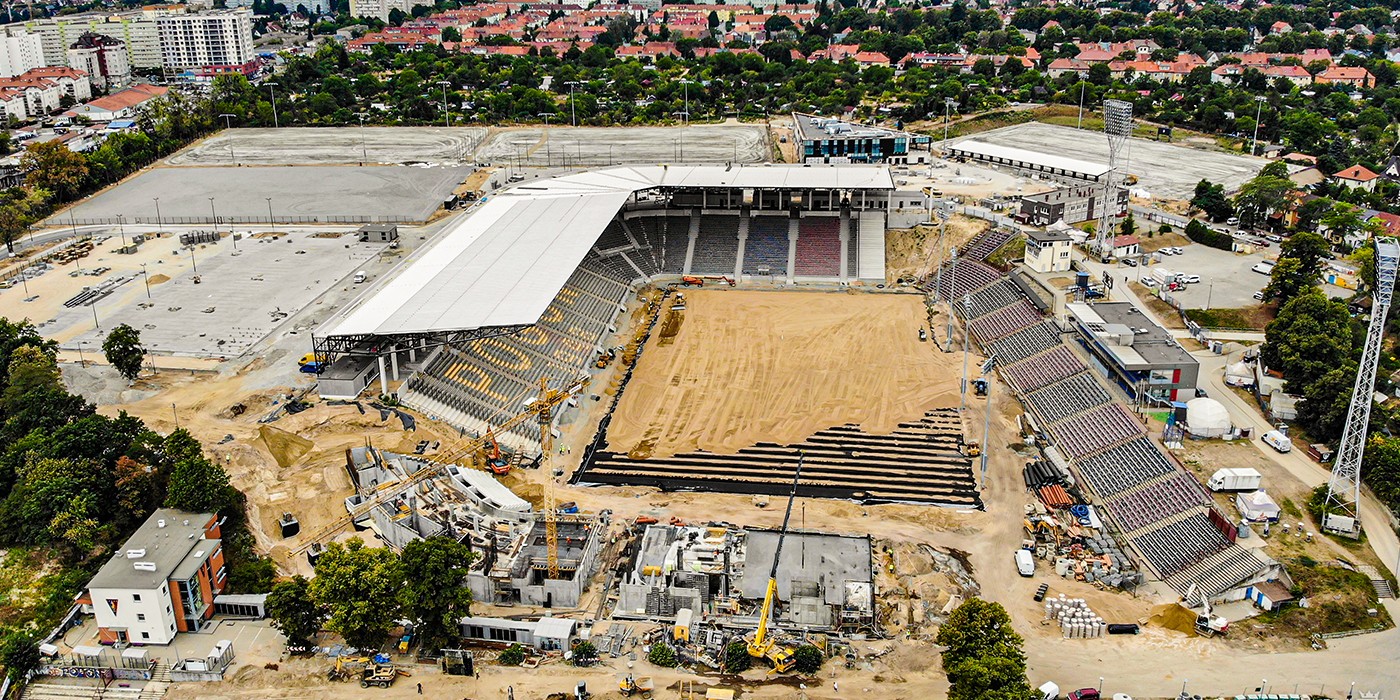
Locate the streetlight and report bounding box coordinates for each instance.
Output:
[959,293,971,413]
[538,112,554,166]
[265,81,280,128]
[218,113,236,164]
[188,246,197,273]
[679,79,691,124]
[209,197,232,249]
[265,197,274,233]
[355,112,369,165]
[1077,81,1086,129]
[115,213,126,246]
[152,197,163,235]
[140,263,150,298]
[945,246,959,348]
[1097,677,1103,694]
[941,98,958,153]
[564,80,579,127]
[436,80,452,128]
[1251,95,1266,156]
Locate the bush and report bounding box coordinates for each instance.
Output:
[1185,219,1232,251]
[792,644,823,674]
[647,642,677,668]
[570,640,597,666]
[498,643,525,666]
[723,640,751,673]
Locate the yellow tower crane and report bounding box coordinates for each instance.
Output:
[287,378,585,559]
[530,376,587,580]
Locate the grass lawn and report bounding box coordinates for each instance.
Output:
[1184,305,1275,330]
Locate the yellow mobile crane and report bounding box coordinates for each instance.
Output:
[746,454,804,673]
[287,377,586,559]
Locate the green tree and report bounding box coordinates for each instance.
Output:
[723,640,751,673]
[1,344,60,416]
[102,323,146,382]
[1262,290,1355,390]
[1297,361,1360,439]
[498,643,525,665]
[570,640,597,666]
[441,26,461,42]
[1232,174,1295,229]
[1279,231,1331,278]
[309,539,404,650]
[1190,179,1234,222]
[0,630,39,682]
[1262,257,1313,305]
[398,536,476,653]
[1120,211,1137,237]
[791,644,823,674]
[267,575,325,647]
[164,456,234,514]
[647,642,677,667]
[936,599,1034,700]
[20,141,87,201]
[0,186,50,255]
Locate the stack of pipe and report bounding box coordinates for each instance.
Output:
[1043,595,1105,639]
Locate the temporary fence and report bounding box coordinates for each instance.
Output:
[45,213,424,227]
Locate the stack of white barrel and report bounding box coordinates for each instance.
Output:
[1044,594,1104,639]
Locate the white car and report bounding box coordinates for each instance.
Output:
[1252,262,1275,274]
[1265,234,1283,243]
[1141,277,1158,287]
[1015,548,1035,577]
[1182,274,1201,283]
[1226,217,1240,226]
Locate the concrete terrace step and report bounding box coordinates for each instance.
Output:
[1358,565,1394,599]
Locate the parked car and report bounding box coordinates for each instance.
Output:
[1251,262,1275,274]
[1182,274,1201,283]
[1068,689,1101,700]
[1167,246,1183,255]
[1226,216,1240,226]
[1253,290,1265,300]
[1141,277,1158,287]
[1122,258,1138,267]
[1265,234,1283,243]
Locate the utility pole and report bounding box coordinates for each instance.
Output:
[152,197,163,235]
[356,112,369,165]
[945,247,959,349]
[437,80,452,128]
[1077,81,1086,129]
[218,113,236,164]
[1250,95,1266,157]
[140,263,150,298]
[959,294,971,413]
[941,98,958,153]
[266,197,275,233]
[266,81,280,128]
[564,80,579,127]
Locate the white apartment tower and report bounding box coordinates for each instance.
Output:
[0,28,44,78]
[156,9,253,70]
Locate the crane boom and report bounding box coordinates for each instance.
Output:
[750,454,803,664]
[287,378,585,558]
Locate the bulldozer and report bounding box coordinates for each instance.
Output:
[965,441,981,457]
[360,662,401,688]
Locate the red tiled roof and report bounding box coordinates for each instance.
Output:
[1334,165,1379,181]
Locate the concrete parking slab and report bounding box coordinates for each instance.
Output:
[475,124,769,167]
[952,122,1264,200]
[167,127,487,166]
[59,165,473,224]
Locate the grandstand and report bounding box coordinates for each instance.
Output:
[934,227,1271,598]
[313,165,897,450]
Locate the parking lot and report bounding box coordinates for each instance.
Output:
[168,127,486,166]
[59,165,473,224]
[952,122,1265,200]
[1124,244,1274,309]
[475,124,769,166]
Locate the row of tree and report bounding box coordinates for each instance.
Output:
[267,537,475,653]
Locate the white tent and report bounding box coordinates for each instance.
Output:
[1224,361,1255,387]
[1236,490,1281,522]
[1186,397,1231,438]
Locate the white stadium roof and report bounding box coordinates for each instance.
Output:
[947,140,1111,179]
[321,164,894,341]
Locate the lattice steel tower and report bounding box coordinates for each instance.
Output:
[1094,100,1133,258]
[1323,237,1400,537]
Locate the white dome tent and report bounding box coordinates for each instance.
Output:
[1185,397,1231,438]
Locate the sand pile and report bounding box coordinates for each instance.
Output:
[1148,603,1200,636]
[259,424,314,468]
[147,273,171,285]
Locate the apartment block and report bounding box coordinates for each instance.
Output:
[156,9,253,71]
[0,27,45,78]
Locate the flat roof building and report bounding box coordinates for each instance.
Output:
[1066,301,1198,402]
[79,509,224,646]
[793,113,930,164]
[1024,228,1074,273]
[946,140,1111,184]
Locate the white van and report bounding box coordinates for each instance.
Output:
[1038,681,1060,700]
[353,271,367,284]
[1014,548,1035,577]
[1251,261,1275,275]
[1263,430,1292,453]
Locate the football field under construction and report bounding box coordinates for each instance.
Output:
[576,289,981,507]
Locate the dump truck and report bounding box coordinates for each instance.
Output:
[1207,468,1262,492]
[619,675,654,698]
[360,663,399,688]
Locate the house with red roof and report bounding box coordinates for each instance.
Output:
[1316,65,1373,88]
[64,83,167,122]
[1333,164,1380,192]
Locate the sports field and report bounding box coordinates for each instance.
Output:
[605,289,961,458]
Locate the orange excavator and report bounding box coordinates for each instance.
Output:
[679,275,735,287]
[483,428,510,476]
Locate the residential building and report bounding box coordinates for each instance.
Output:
[1017,184,1127,226]
[1111,234,1140,258]
[1333,164,1380,192]
[22,12,165,71]
[24,66,91,102]
[0,88,25,121]
[156,9,254,71]
[1315,65,1373,88]
[1023,227,1074,273]
[78,509,225,646]
[792,112,929,164]
[0,27,45,78]
[348,0,435,22]
[0,66,90,116]
[64,83,167,121]
[1066,301,1199,402]
[67,32,130,88]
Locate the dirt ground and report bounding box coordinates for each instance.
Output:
[603,289,959,458]
[884,216,989,284]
